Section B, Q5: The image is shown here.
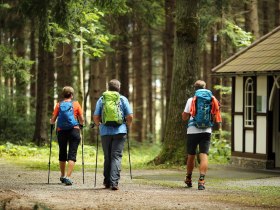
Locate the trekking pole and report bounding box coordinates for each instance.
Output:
[81,126,85,184]
[94,124,99,187]
[48,124,54,184]
[127,125,132,180]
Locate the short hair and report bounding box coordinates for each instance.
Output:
[62,86,74,98]
[194,80,206,90]
[108,79,121,92]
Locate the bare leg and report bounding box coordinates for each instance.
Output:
[185,154,196,187]
[187,154,195,174]
[66,160,75,177]
[199,153,208,175]
[59,161,66,177]
[198,153,208,190]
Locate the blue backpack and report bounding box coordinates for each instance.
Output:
[57,101,79,130]
[189,89,213,129]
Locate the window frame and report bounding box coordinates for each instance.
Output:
[244,77,254,128]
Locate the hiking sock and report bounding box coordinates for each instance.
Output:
[199,174,205,181]
[185,173,192,187]
[60,176,66,183]
[198,174,205,190]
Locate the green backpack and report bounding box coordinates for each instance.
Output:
[102,91,124,126]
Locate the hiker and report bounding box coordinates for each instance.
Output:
[93,79,133,190]
[50,86,84,186]
[182,80,221,190]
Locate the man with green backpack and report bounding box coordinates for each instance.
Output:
[93,79,133,190]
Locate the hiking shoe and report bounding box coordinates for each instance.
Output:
[198,180,205,190]
[60,177,66,183]
[103,182,111,189]
[64,177,73,186]
[184,177,192,187]
[111,185,119,190]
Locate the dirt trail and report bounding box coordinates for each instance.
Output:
[0,161,278,210]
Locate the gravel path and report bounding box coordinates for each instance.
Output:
[0,161,279,210]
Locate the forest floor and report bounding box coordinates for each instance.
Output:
[0,159,280,210]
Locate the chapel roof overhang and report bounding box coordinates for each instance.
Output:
[212,26,280,77]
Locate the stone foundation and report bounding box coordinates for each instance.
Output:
[230,156,275,169]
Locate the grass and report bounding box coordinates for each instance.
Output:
[212,186,280,208]
[132,175,280,208]
[0,141,162,171]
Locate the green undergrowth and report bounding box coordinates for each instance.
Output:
[0,141,161,171]
[0,136,231,171]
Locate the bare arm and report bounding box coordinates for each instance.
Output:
[78,115,84,125]
[182,112,190,121]
[125,114,133,127]
[50,115,57,124]
[93,115,101,126]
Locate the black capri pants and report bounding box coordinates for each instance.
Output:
[186,133,211,155]
[57,128,81,162]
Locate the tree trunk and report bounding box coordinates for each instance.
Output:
[15,22,27,116]
[262,0,269,35]
[117,15,129,99]
[47,51,55,115]
[161,40,166,142]
[210,26,221,99]
[155,0,200,164]
[33,3,50,146]
[147,27,153,142]
[107,15,117,80]
[33,28,49,146]
[164,0,175,121]
[99,58,107,93]
[89,59,99,144]
[244,0,260,39]
[78,32,84,109]
[56,43,73,99]
[275,0,280,26]
[30,19,37,109]
[131,18,143,142]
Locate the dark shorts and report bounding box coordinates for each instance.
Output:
[186,133,211,155]
[57,128,80,162]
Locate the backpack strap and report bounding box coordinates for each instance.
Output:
[119,96,125,121]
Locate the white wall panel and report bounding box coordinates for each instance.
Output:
[234,115,243,152]
[235,77,243,112]
[245,130,254,153]
[256,76,267,113]
[256,116,267,154]
[257,76,267,96]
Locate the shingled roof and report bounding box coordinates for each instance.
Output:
[212,26,280,76]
